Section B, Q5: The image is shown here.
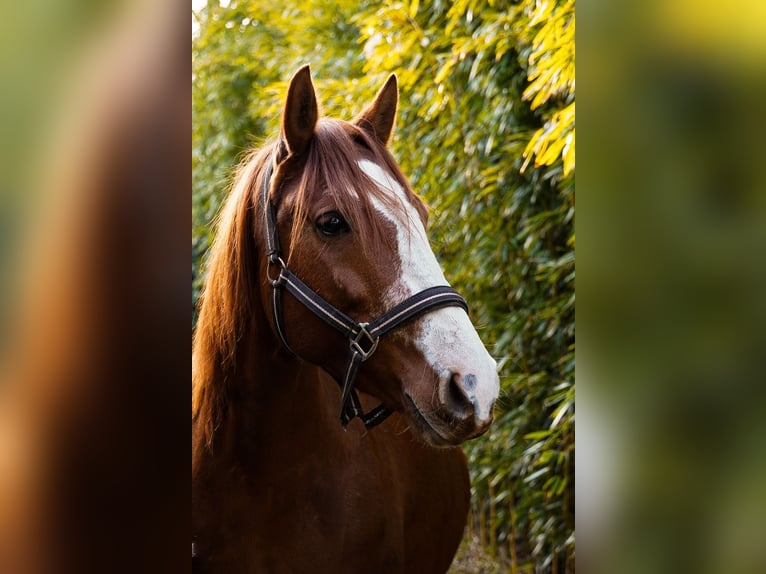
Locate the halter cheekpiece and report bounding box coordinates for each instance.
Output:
[261,150,469,429]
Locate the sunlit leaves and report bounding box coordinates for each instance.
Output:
[523,101,575,175]
[523,0,575,109]
[520,0,576,176]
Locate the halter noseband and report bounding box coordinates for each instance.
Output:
[261,153,469,429]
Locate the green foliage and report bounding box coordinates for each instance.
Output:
[193,1,574,571]
[521,0,575,176]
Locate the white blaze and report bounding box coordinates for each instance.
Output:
[358,160,499,422]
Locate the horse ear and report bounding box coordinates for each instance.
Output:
[354,74,398,145]
[281,65,318,156]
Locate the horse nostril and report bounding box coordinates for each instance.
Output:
[445,372,476,419]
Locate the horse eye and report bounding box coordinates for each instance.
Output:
[315,211,350,237]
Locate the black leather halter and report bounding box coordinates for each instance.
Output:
[261,153,469,429]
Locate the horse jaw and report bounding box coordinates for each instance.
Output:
[357,159,499,432]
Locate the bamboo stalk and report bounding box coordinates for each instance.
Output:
[509,479,518,574]
[489,482,497,557]
[479,502,486,550]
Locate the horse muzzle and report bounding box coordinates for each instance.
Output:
[403,368,498,447]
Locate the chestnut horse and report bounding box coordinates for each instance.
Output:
[192,66,499,573]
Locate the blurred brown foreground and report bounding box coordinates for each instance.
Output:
[0,1,188,573]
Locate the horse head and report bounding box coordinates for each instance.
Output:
[258,66,499,446]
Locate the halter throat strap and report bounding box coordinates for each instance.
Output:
[260,153,469,429]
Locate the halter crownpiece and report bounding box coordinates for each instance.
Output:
[261,151,469,429]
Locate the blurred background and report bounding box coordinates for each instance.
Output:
[1,1,187,572]
[193,1,575,572]
[579,1,766,573]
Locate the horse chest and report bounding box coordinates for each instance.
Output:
[195,464,404,573]
[193,423,472,573]
[249,450,401,540]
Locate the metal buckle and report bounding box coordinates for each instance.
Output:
[267,254,286,286]
[350,323,379,361]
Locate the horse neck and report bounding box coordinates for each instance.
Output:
[193,302,335,468]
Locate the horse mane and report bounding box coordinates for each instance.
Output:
[192,118,426,447]
[192,144,268,447]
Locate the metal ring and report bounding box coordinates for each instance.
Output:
[350,323,379,361]
[267,256,287,285]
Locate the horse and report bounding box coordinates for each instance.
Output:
[192,66,500,573]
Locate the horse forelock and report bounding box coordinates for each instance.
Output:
[286,119,426,262]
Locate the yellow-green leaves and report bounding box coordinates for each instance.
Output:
[408,0,420,20]
[520,0,576,176]
[523,101,575,176]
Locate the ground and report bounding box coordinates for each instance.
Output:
[447,536,512,574]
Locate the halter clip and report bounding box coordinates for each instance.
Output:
[350,323,379,361]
